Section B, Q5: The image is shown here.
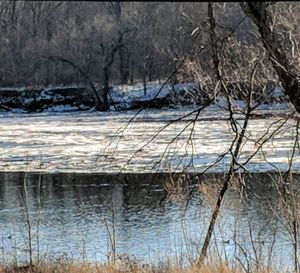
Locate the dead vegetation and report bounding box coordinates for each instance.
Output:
[0,262,284,273]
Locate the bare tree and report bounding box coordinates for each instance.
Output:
[240,2,300,113]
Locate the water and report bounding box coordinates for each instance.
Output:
[0,172,298,270]
[0,107,299,270]
[0,107,298,173]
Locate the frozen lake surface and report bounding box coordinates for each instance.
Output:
[0,103,298,174]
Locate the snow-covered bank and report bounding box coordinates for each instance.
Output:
[0,81,288,113]
[0,82,204,112]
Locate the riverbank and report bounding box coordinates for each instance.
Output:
[0,82,203,113]
[0,81,287,113]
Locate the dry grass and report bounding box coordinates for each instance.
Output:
[0,262,283,273]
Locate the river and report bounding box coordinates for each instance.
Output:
[0,106,299,270]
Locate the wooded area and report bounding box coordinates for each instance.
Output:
[0,1,299,111]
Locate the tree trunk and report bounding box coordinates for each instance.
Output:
[100,31,126,111]
[101,66,110,111]
[119,45,129,84]
[196,3,254,267]
[9,1,17,31]
[143,73,147,96]
[240,2,300,113]
[46,56,103,109]
[147,55,154,82]
[130,64,134,85]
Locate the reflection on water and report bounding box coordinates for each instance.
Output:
[0,172,298,270]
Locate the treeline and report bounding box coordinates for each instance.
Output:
[1,2,299,111]
[0,1,254,87]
